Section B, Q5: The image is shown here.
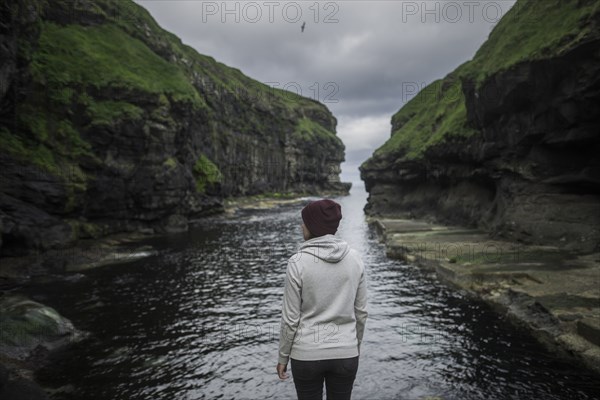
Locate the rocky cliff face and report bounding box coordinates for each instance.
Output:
[361,0,600,253]
[0,0,350,256]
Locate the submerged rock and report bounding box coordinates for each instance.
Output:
[0,295,80,361]
[0,295,83,400]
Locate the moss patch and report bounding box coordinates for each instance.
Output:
[293,117,343,149]
[255,192,300,199]
[14,98,93,170]
[163,157,177,169]
[193,154,222,193]
[86,100,145,126]
[1,125,66,176]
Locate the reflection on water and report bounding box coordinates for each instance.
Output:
[28,183,599,399]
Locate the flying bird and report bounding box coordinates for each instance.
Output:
[301,22,306,33]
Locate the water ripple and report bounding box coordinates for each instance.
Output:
[28,185,600,400]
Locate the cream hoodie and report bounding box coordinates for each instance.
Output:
[278,234,368,364]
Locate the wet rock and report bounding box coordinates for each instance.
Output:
[0,295,80,361]
[161,214,189,234]
[0,294,83,400]
[558,313,583,322]
[578,318,600,347]
[0,194,74,257]
[373,217,600,374]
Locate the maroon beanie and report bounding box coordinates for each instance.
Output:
[301,199,342,237]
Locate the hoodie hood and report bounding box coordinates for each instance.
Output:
[298,234,350,263]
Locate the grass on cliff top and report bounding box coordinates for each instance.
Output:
[105,0,334,128]
[462,0,600,85]
[366,0,600,165]
[54,0,336,133]
[91,0,330,117]
[375,76,477,161]
[30,21,204,107]
[88,0,339,146]
[293,118,343,148]
[83,99,145,126]
[11,17,201,174]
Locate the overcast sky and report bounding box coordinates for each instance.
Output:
[135,0,516,183]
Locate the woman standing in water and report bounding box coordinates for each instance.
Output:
[276,199,369,400]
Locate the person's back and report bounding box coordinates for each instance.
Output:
[277,199,368,400]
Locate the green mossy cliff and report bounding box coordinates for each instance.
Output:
[361,0,600,253]
[0,0,350,255]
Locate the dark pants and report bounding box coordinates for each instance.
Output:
[290,356,359,400]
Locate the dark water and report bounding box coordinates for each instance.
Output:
[24,184,599,399]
